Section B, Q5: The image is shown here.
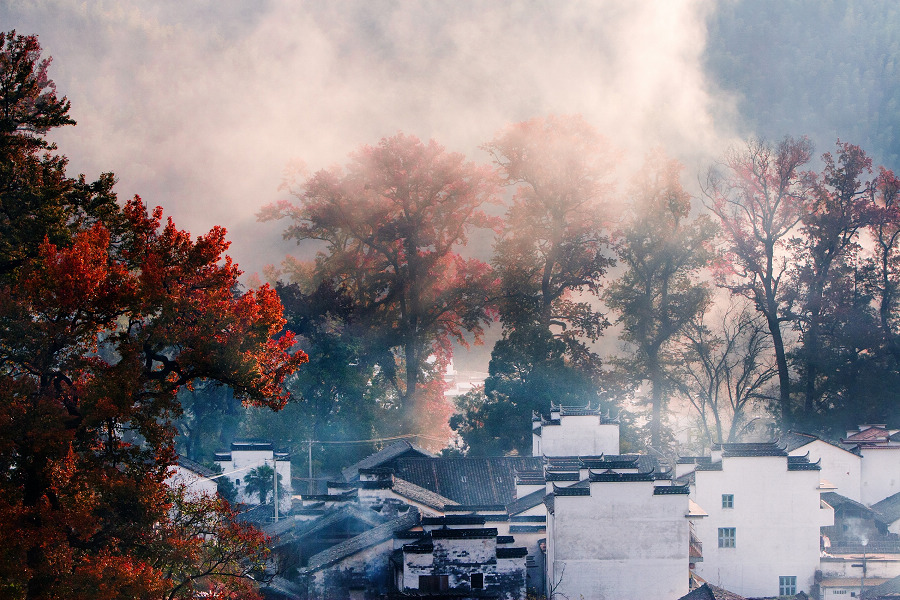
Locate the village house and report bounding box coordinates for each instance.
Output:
[392,515,528,599]
[215,439,292,515]
[532,402,620,457]
[255,414,900,600]
[543,456,692,600]
[166,455,219,498]
[781,431,863,502]
[841,426,900,506]
[683,441,830,598]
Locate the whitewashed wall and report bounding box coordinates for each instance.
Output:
[860,447,900,506]
[789,440,861,502]
[548,480,689,600]
[534,416,619,457]
[692,455,826,597]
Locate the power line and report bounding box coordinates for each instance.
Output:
[307,433,446,445]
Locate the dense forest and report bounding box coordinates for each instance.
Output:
[3,1,900,595]
[167,1,900,473]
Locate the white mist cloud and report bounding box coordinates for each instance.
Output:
[1,0,738,278]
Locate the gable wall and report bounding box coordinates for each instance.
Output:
[692,455,824,597]
[548,480,689,600]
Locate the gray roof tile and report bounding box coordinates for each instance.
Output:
[304,508,421,571]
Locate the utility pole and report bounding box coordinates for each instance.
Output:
[308,440,314,494]
[272,458,279,522]
[853,539,868,598]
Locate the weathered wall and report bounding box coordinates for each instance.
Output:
[549,480,689,600]
[306,540,393,600]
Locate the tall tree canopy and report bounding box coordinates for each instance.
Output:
[453,115,617,456]
[0,32,307,599]
[260,134,499,437]
[605,152,715,450]
[703,136,814,422]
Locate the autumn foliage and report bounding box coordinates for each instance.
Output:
[262,133,499,438]
[0,31,307,599]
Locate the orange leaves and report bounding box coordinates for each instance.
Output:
[1,194,304,597]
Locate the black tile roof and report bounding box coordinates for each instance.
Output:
[176,455,219,479]
[787,458,821,471]
[515,472,545,485]
[872,491,900,523]
[392,456,543,505]
[823,492,886,523]
[510,515,546,523]
[443,504,507,512]
[588,470,656,483]
[718,441,787,457]
[861,574,900,598]
[304,508,421,571]
[496,547,529,558]
[580,456,639,470]
[552,483,590,496]
[544,457,583,469]
[546,472,580,482]
[431,527,498,539]
[509,525,546,534]
[276,503,386,546]
[654,484,691,495]
[544,402,619,422]
[695,461,723,471]
[677,583,748,600]
[423,515,486,526]
[231,439,274,451]
[341,440,434,482]
[301,489,358,502]
[391,477,458,511]
[507,488,547,516]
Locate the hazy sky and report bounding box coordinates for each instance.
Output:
[2,0,740,282]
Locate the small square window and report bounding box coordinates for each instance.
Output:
[722,494,734,508]
[779,575,797,595]
[471,573,484,589]
[718,527,736,548]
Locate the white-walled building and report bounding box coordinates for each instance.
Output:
[532,403,619,457]
[781,431,862,502]
[840,426,900,506]
[215,440,292,514]
[166,455,219,498]
[687,442,831,598]
[544,456,691,600]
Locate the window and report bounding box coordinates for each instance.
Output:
[722,494,734,508]
[471,573,484,589]
[419,575,449,592]
[779,576,797,596]
[718,527,736,548]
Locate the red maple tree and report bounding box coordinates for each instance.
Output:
[0,31,307,599]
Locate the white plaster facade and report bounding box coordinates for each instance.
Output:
[215,441,292,514]
[546,478,690,600]
[691,451,829,597]
[532,405,619,457]
[788,439,862,502]
[859,446,900,506]
[165,464,219,498]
